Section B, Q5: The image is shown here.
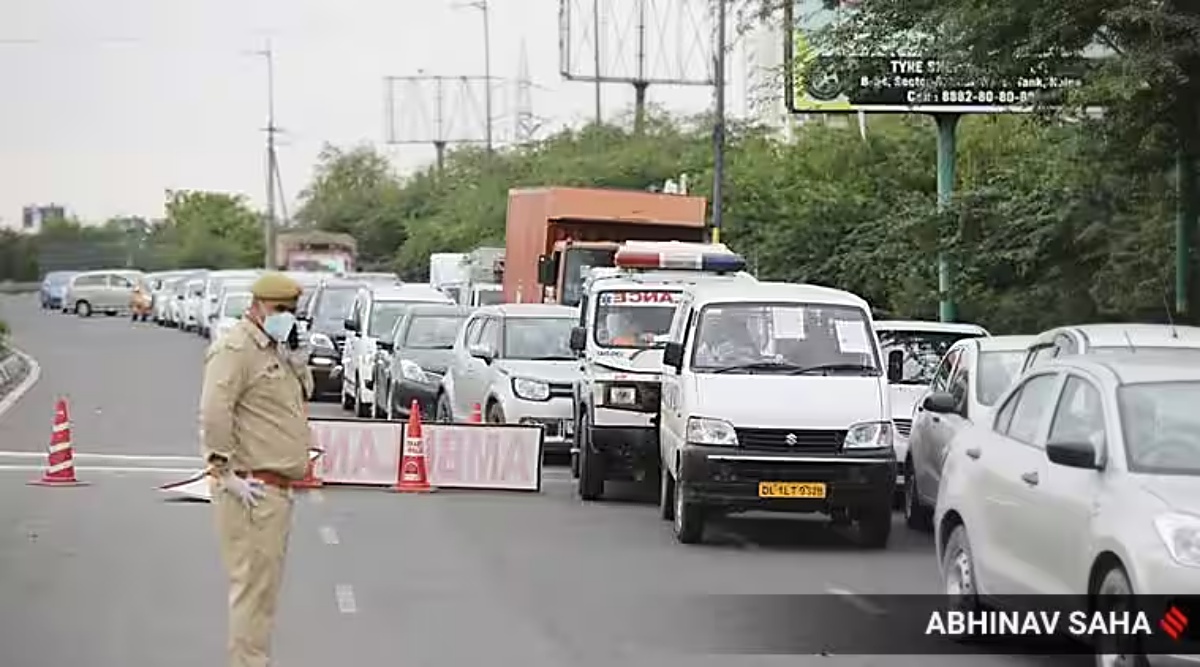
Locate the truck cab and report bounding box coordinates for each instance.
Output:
[569,242,757,501]
[536,240,618,307]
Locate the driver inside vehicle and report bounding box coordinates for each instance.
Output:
[694,311,766,366]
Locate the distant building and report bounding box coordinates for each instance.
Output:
[20,204,66,234]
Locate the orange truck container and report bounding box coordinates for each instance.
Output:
[504,186,708,306]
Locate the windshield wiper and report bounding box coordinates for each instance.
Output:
[782,363,881,376]
[709,361,810,374]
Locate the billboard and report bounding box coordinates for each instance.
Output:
[784,0,1102,114]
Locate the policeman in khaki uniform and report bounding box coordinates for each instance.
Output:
[199,272,313,667]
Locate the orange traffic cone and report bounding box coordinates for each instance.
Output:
[293,448,323,489]
[469,403,483,423]
[393,399,434,493]
[30,398,88,487]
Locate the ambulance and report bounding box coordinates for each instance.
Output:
[568,241,757,500]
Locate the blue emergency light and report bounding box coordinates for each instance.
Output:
[614,246,747,273]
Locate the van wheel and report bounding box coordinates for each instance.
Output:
[856,502,892,549]
[486,403,505,424]
[1092,566,1149,667]
[672,478,704,544]
[577,413,604,500]
[75,301,92,317]
[904,458,933,532]
[659,467,675,521]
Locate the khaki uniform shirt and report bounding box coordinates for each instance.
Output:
[199,318,314,479]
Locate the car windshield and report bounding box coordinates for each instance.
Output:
[594,289,680,349]
[976,351,1025,406]
[404,315,466,349]
[504,317,576,360]
[314,288,357,326]
[369,301,418,338]
[1118,382,1200,475]
[222,294,252,317]
[691,302,881,374]
[877,330,984,385]
[561,247,617,307]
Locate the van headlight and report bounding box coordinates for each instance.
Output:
[1155,513,1200,567]
[686,417,738,446]
[512,377,550,401]
[399,359,429,384]
[843,421,894,450]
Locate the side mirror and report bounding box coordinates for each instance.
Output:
[377,340,394,352]
[887,350,904,383]
[469,344,494,364]
[922,391,957,413]
[343,318,358,332]
[1046,440,1100,469]
[569,326,586,352]
[537,254,557,286]
[663,341,684,370]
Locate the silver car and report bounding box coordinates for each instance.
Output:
[935,354,1200,664]
[1020,323,1200,373]
[64,270,140,317]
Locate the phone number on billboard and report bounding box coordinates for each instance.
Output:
[938,90,1041,105]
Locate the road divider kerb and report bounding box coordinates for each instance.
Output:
[0,347,40,419]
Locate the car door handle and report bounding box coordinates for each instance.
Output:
[965,447,981,460]
[1020,471,1039,486]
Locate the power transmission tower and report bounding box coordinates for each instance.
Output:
[514,40,541,144]
[384,75,491,173]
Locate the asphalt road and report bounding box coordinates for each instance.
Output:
[0,294,1091,667]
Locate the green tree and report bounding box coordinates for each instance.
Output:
[160,190,263,268]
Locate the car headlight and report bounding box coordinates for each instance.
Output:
[686,417,738,446]
[512,377,550,401]
[1155,513,1200,567]
[399,359,429,383]
[843,421,894,450]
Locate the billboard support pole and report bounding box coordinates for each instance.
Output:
[935,112,960,323]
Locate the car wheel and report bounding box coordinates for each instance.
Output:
[904,458,934,532]
[75,301,92,317]
[658,466,675,521]
[354,377,371,418]
[576,412,604,501]
[941,525,982,614]
[1092,566,1149,667]
[435,392,453,423]
[486,402,505,424]
[672,476,704,544]
[855,502,892,549]
[341,381,354,410]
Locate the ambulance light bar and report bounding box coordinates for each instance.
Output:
[614,247,746,272]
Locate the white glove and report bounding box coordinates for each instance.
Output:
[219,472,267,508]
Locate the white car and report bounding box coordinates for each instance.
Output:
[211,291,252,341]
[341,283,454,417]
[935,354,1200,663]
[200,270,261,338]
[436,304,579,442]
[181,275,208,332]
[902,334,1033,531]
[657,281,897,546]
[874,320,989,495]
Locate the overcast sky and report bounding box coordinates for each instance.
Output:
[0,0,768,226]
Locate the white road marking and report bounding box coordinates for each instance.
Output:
[335,584,357,614]
[0,465,199,474]
[0,451,203,462]
[826,586,887,615]
[0,348,40,419]
[319,525,340,545]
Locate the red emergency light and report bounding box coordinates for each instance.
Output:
[614,246,747,272]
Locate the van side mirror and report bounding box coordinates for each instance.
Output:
[887,350,904,383]
[1046,440,1100,469]
[469,344,494,364]
[569,326,586,352]
[663,342,684,370]
[537,254,558,286]
[343,318,358,332]
[922,391,957,413]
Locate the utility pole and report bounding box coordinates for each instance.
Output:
[711,0,727,243]
[253,40,280,269]
[454,1,494,152]
[592,0,602,124]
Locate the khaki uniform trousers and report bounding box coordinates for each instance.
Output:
[213,481,295,667]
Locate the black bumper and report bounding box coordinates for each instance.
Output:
[589,425,658,479]
[678,446,895,514]
[390,380,438,419]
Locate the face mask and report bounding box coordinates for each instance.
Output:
[262,312,296,343]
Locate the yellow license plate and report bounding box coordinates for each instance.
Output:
[758,482,826,499]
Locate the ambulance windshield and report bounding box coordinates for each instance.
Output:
[594,290,679,349]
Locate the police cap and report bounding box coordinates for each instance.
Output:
[250,272,303,302]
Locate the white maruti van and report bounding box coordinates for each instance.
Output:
[658,281,897,548]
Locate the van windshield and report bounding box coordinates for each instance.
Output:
[876,330,985,385]
[690,302,880,375]
[594,290,680,349]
